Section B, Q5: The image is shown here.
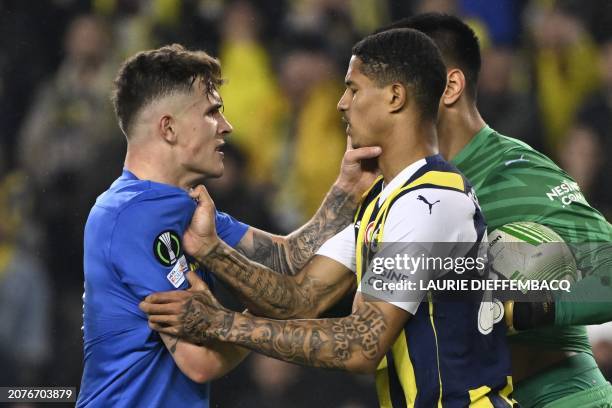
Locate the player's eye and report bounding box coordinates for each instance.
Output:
[209,105,224,116]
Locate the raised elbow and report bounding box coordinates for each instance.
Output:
[181,357,224,384]
[186,365,224,384]
[186,367,214,384]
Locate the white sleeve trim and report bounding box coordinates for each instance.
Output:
[315,224,356,273]
[389,301,421,315]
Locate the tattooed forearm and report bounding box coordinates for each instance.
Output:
[285,185,357,271]
[201,241,338,318]
[227,303,388,371]
[191,186,357,318]
[181,293,235,345]
[237,185,357,275]
[182,299,388,372]
[237,231,294,275]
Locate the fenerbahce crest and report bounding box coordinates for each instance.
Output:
[364,221,382,253]
[153,230,182,267]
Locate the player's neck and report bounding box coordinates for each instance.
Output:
[438,101,485,161]
[379,121,437,184]
[124,146,187,190]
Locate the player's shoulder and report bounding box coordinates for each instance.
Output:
[387,156,474,220]
[89,175,195,238]
[384,187,476,243]
[490,131,560,169]
[95,176,193,217]
[392,186,473,219]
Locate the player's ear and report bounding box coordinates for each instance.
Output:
[388,82,407,113]
[159,114,178,144]
[441,68,465,106]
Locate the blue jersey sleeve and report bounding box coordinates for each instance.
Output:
[215,210,248,247]
[108,192,249,300]
[109,192,199,299]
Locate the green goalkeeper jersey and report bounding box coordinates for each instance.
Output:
[451,125,612,352]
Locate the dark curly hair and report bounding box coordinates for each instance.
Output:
[383,13,482,100]
[112,44,223,137]
[352,28,447,121]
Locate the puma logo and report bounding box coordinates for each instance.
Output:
[504,154,529,166]
[417,195,440,214]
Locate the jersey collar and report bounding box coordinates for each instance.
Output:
[378,157,428,204]
[121,168,139,180]
[451,124,495,167]
[119,168,187,195]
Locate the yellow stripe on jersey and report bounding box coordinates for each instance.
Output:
[363,175,385,200]
[391,330,417,405]
[469,385,494,407]
[355,190,382,283]
[405,170,465,192]
[468,376,515,407]
[353,176,384,224]
[499,376,515,406]
[375,331,419,408]
[427,293,444,408]
[375,360,393,408]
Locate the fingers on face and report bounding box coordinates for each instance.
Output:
[351,146,382,160]
[347,146,382,161]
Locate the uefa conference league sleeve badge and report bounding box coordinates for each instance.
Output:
[153,230,189,288]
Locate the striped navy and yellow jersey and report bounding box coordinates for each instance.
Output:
[354,155,515,408]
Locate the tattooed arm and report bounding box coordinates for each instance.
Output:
[154,272,249,383]
[201,239,355,318]
[144,286,409,374]
[228,142,380,275]
[234,183,355,276]
[183,184,358,319]
[181,144,379,317]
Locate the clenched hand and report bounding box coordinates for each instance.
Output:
[139,271,233,344]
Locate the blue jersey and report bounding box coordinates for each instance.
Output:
[78,169,248,407]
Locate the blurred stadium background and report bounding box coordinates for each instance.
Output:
[0,0,611,406]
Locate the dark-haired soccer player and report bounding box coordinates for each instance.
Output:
[142,29,515,407]
[385,13,612,408]
[77,44,380,407]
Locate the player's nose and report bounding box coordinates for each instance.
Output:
[218,113,233,135]
[337,89,349,112]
